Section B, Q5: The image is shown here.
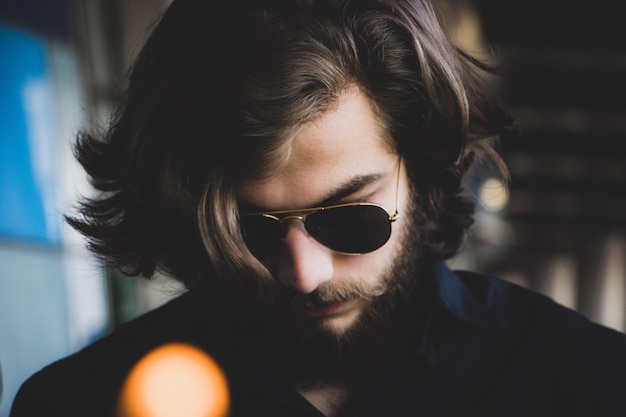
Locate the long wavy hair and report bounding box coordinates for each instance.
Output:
[67,0,518,301]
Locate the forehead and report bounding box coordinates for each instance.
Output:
[238,87,397,210]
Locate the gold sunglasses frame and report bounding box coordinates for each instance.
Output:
[240,157,402,254]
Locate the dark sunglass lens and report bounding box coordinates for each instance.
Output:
[305,205,392,253]
[240,215,283,259]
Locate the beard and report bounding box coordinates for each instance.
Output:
[257,197,436,386]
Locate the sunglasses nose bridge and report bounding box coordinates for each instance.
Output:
[278,214,308,229]
[277,214,315,249]
[271,215,307,240]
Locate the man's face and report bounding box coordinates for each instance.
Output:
[238,86,416,342]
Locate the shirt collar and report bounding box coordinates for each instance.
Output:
[415,262,509,368]
[433,261,508,328]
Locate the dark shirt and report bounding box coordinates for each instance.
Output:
[10,263,626,416]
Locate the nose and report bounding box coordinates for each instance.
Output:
[276,220,334,294]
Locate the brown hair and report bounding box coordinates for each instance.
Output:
[67,0,518,299]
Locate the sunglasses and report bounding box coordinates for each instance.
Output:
[240,159,401,259]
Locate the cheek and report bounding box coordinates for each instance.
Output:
[332,249,392,284]
[258,241,398,284]
[334,217,409,281]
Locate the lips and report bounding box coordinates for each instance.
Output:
[301,301,349,318]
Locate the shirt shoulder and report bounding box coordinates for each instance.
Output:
[453,268,626,342]
[10,292,214,417]
[449,268,626,415]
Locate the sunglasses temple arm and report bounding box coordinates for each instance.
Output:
[391,156,402,222]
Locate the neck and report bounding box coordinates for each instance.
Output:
[297,379,353,417]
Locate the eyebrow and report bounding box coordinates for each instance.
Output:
[312,173,384,207]
[239,173,385,213]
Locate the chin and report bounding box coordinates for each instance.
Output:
[315,307,364,336]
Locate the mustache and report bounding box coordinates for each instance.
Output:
[277,279,387,311]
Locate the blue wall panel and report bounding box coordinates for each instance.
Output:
[0,25,60,245]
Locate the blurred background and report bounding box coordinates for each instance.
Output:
[0,0,624,414]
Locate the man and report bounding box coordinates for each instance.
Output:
[10,0,626,416]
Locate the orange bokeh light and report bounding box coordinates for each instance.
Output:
[118,343,230,417]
